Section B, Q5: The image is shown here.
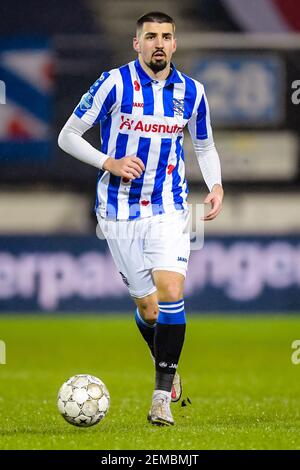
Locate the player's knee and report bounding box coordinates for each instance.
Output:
[138,302,159,323]
[158,284,183,303]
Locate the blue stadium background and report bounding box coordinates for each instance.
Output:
[0,0,300,313]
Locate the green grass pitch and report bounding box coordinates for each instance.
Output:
[0,314,300,450]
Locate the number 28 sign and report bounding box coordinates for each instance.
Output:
[194,55,284,126]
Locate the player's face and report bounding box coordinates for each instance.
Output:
[133,22,176,73]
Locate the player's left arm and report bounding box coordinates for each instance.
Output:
[188,85,224,221]
[203,181,223,221]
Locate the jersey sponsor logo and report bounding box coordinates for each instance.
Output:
[119,115,184,134]
[120,116,134,130]
[133,102,144,108]
[173,98,185,116]
[79,92,93,111]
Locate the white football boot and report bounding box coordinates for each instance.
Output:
[147,392,174,426]
[150,352,182,403]
[171,370,182,403]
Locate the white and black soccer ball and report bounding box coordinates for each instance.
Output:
[57,374,110,427]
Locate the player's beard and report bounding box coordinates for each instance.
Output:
[147,56,168,73]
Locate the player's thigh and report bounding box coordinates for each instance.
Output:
[98,216,156,298]
[144,210,191,275]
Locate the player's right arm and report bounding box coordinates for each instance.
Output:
[58,73,144,180]
[103,155,145,179]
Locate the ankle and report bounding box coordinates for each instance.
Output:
[153,390,171,402]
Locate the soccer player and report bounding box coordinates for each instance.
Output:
[58,11,223,426]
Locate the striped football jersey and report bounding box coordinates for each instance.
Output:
[74,59,213,220]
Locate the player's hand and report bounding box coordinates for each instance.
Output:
[103,156,145,180]
[202,184,224,221]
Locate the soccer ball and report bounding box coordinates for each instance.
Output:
[57,374,110,427]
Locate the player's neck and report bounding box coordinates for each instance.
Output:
[137,57,171,81]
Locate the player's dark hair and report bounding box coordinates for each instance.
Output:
[136,11,175,34]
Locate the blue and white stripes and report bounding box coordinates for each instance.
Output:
[158,299,186,325]
[73,59,211,220]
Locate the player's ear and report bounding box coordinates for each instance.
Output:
[133,37,140,53]
[172,37,177,54]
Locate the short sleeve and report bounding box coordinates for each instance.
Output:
[73,72,116,126]
[188,85,213,143]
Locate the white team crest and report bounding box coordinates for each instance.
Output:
[173,98,184,116]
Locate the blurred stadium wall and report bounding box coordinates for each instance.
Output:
[0,0,300,313]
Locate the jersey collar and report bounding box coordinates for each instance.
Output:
[134,59,182,86]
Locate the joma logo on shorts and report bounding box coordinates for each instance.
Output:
[177,256,187,263]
